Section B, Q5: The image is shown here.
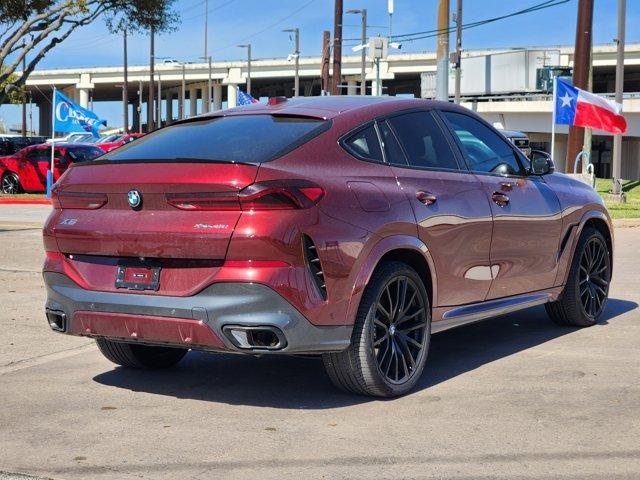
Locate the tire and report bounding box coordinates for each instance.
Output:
[96,338,188,369]
[1,172,21,194]
[323,261,431,397]
[546,227,611,327]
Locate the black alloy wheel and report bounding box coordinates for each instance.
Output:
[323,261,431,397]
[372,275,429,384]
[1,173,20,194]
[578,236,610,318]
[546,227,611,327]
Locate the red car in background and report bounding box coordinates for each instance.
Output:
[0,143,104,194]
[97,133,145,153]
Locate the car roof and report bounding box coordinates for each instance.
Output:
[29,142,100,148]
[188,96,466,122]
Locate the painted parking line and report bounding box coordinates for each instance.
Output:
[0,223,43,230]
[0,342,95,375]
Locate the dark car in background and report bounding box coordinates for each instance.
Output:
[43,97,612,397]
[1,143,104,194]
[0,136,48,156]
[499,129,532,158]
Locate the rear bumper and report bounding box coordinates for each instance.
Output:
[44,272,352,354]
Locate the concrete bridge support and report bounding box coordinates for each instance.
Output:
[213,84,222,111]
[227,84,237,108]
[189,86,198,118]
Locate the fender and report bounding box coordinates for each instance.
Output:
[345,234,438,326]
[554,208,613,288]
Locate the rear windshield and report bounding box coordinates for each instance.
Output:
[66,146,104,162]
[102,115,329,164]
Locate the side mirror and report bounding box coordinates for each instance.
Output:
[530,156,555,175]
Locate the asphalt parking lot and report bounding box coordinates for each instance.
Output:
[0,204,639,480]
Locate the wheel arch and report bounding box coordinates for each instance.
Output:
[556,208,614,287]
[583,215,613,274]
[347,235,437,326]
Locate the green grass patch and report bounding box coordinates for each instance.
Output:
[595,178,640,219]
[0,193,47,199]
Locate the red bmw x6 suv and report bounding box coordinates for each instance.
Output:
[43,97,613,397]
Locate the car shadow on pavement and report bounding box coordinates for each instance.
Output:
[93,298,637,409]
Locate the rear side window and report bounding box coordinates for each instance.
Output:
[378,121,407,165]
[342,124,383,162]
[442,112,524,176]
[387,112,460,170]
[67,146,104,162]
[103,115,329,164]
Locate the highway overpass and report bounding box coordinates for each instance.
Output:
[12,43,640,178]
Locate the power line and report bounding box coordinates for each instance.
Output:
[392,0,572,43]
[211,0,316,54]
[181,0,236,23]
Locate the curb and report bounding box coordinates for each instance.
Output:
[0,198,50,205]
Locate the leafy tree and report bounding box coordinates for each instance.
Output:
[0,0,178,105]
[0,68,25,104]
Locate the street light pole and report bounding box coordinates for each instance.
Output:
[612,0,626,197]
[283,28,300,96]
[21,41,26,137]
[347,9,367,96]
[138,80,143,133]
[122,28,129,132]
[435,0,450,101]
[454,0,463,104]
[180,63,186,119]
[360,10,367,95]
[237,44,252,95]
[156,74,161,127]
[208,56,212,110]
[147,25,155,132]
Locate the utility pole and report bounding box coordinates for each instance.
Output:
[612,0,626,198]
[321,30,331,95]
[331,0,343,95]
[237,44,252,95]
[453,0,463,103]
[21,41,26,137]
[147,25,155,132]
[283,28,300,96]
[122,28,129,133]
[435,0,450,101]
[566,0,593,172]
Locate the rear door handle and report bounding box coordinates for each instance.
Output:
[416,191,437,205]
[492,192,510,207]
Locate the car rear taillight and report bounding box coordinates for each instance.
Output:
[51,189,108,210]
[166,180,324,211]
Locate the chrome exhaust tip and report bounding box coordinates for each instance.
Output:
[222,325,287,350]
[46,309,67,332]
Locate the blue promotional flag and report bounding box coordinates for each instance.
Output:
[53,90,106,137]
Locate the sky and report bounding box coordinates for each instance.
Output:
[1,0,638,130]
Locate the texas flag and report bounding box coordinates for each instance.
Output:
[555,78,627,134]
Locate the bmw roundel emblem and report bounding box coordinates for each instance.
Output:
[127,190,142,209]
